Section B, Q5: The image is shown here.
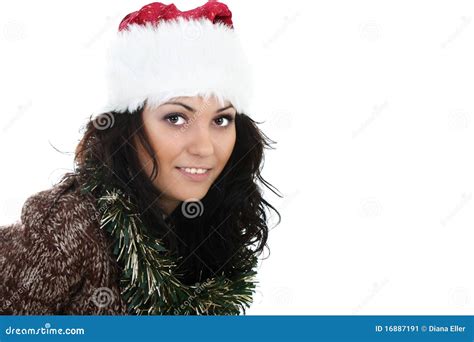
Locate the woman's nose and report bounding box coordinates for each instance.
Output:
[187,125,214,156]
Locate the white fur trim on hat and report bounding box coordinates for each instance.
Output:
[99,17,254,115]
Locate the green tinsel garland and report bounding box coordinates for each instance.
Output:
[78,164,259,315]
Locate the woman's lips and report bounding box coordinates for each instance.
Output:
[176,167,211,182]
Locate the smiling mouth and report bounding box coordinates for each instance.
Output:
[176,167,212,181]
[177,166,212,172]
[176,167,212,174]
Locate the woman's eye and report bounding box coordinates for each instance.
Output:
[165,113,187,126]
[215,115,234,127]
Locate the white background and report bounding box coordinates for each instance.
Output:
[1,0,473,314]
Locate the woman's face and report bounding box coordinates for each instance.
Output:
[136,95,237,215]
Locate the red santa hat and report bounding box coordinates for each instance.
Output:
[99,1,254,115]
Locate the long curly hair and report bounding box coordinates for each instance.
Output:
[71,104,282,285]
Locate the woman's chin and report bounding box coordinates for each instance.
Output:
[174,190,208,203]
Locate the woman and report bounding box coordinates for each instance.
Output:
[0,1,281,315]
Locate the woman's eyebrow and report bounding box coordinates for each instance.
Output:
[163,101,235,113]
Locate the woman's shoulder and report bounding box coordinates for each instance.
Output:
[21,174,98,227]
[18,173,101,246]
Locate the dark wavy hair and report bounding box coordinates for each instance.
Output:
[70,104,282,285]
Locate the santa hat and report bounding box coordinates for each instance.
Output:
[98,1,254,116]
